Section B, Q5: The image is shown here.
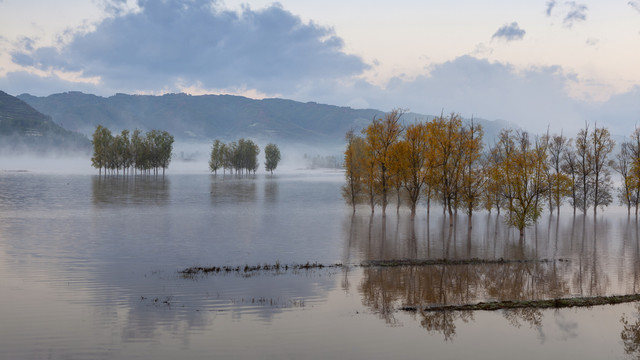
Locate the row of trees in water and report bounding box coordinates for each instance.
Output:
[343,109,637,238]
[209,138,281,175]
[90,125,283,176]
[91,125,174,176]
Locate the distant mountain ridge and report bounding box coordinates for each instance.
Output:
[18,92,516,146]
[0,91,90,153]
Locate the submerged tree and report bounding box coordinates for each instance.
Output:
[342,130,367,212]
[363,109,405,215]
[91,125,113,176]
[264,143,281,174]
[574,125,593,214]
[397,122,429,217]
[547,133,572,215]
[590,125,615,215]
[209,139,225,174]
[459,118,485,220]
[498,130,548,239]
[614,142,634,214]
[427,113,475,224]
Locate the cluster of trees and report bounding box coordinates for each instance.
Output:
[209,139,281,175]
[91,125,174,176]
[343,109,631,238]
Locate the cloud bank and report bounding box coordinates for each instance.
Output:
[10,0,368,94]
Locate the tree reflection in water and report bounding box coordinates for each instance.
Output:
[417,310,473,341]
[345,209,640,340]
[621,304,640,357]
[358,261,568,339]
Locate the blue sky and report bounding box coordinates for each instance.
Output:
[1,0,640,134]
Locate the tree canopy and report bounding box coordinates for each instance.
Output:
[264,143,281,174]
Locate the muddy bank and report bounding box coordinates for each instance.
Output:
[400,294,640,312]
[181,262,343,275]
[181,257,570,275]
[360,258,569,267]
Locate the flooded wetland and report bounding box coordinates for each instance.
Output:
[2,171,640,359]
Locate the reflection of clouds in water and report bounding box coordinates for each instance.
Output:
[554,311,579,341]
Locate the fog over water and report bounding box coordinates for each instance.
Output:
[0,139,343,175]
[2,164,640,359]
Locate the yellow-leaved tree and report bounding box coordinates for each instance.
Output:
[363,109,405,215]
[499,130,549,239]
[342,129,368,213]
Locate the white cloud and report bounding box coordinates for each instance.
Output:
[546,0,557,16]
[585,38,599,47]
[491,22,526,42]
[563,2,588,28]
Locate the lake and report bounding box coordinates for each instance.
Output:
[1,169,640,359]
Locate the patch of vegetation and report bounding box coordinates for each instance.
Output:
[400,294,640,312]
[181,258,570,276]
[180,261,344,276]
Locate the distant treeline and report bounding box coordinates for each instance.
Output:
[304,154,340,169]
[344,109,636,238]
[209,139,281,175]
[91,125,174,176]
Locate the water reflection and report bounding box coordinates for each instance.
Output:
[264,176,279,203]
[345,210,640,341]
[621,304,640,357]
[417,310,474,341]
[91,176,170,206]
[209,175,257,204]
[5,171,640,358]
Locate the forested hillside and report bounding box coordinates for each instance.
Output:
[0,91,90,153]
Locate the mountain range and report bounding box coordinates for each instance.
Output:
[16,91,516,147]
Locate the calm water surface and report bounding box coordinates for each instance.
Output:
[1,171,640,359]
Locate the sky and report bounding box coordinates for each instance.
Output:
[1,0,640,135]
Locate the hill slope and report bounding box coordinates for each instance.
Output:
[18,92,515,145]
[0,91,91,153]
